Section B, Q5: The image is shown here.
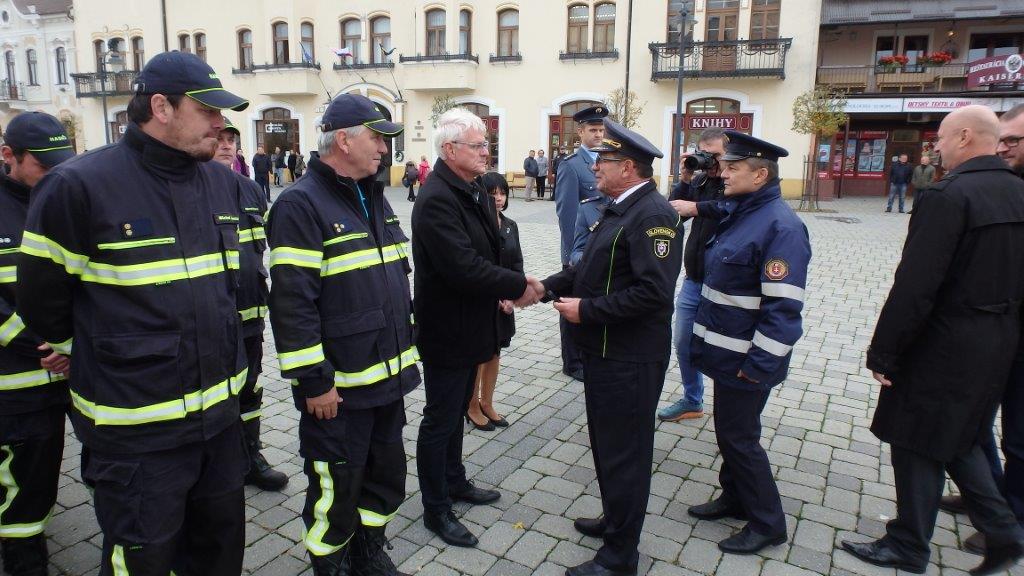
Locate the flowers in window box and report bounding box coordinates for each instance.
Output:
[920,51,953,66]
[878,55,909,66]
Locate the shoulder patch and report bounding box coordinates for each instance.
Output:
[645,226,677,239]
[654,238,671,259]
[764,258,789,281]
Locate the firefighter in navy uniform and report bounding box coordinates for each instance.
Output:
[213,117,288,491]
[267,94,419,576]
[540,120,683,576]
[17,52,251,576]
[0,112,74,576]
[687,132,811,555]
[554,105,607,382]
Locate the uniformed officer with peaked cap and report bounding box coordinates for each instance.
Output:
[541,120,683,576]
[688,131,811,555]
[554,105,607,381]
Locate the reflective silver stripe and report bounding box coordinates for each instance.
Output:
[334,346,419,388]
[0,265,15,284]
[80,253,228,286]
[752,330,792,357]
[0,314,26,346]
[701,284,761,310]
[19,231,89,275]
[0,369,66,391]
[761,282,805,302]
[692,323,751,354]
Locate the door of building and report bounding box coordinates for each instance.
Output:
[461,102,498,170]
[547,99,602,167]
[704,1,738,72]
[255,108,300,162]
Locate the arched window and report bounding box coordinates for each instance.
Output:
[593,3,616,52]
[131,36,144,71]
[300,22,315,63]
[55,47,67,84]
[194,33,206,62]
[178,33,191,53]
[459,9,472,55]
[567,5,589,53]
[273,22,289,65]
[4,51,15,87]
[26,49,37,85]
[426,9,445,56]
[370,16,391,64]
[341,18,361,62]
[238,29,253,70]
[497,9,519,57]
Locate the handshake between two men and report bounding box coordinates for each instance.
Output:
[511,275,582,324]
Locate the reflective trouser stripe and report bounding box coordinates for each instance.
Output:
[240,409,261,422]
[0,313,26,346]
[71,368,247,426]
[320,242,408,277]
[0,445,52,538]
[334,346,419,388]
[111,544,129,576]
[304,461,354,556]
[238,305,267,322]
[0,369,66,391]
[358,507,397,527]
[279,343,326,372]
[0,265,15,284]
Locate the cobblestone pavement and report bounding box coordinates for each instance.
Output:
[44,188,1022,576]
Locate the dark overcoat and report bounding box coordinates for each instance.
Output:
[868,155,1024,462]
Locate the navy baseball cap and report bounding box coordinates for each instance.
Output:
[3,112,74,168]
[573,105,608,125]
[134,51,249,112]
[720,131,789,162]
[222,116,240,135]
[591,119,663,166]
[320,94,402,136]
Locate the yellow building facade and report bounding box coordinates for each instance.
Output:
[71,0,818,196]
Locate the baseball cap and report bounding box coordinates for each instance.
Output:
[3,112,75,168]
[222,116,240,136]
[320,94,402,136]
[134,51,249,112]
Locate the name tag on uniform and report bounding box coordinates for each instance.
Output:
[214,214,240,225]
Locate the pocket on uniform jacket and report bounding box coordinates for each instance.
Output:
[323,309,387,375]
[92,332,182,413]
[218,225,241,291]
[721,246,756,266]
[84,457,145,542]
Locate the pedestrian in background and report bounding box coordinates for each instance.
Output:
[466,172,520,432]
[418,154,431,186]
[404,160,419,201]
[273,145,285,186]
[535,149,549,199]
[909,154,935,211]
[253,144,272,201]
[887,153,912,213]
[287,144,299,182]
[523,149,538,201]
[294,148,306,178]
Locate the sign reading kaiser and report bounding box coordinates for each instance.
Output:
[967,53,1024,88]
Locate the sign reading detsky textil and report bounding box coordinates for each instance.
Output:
[967,54,1024,89]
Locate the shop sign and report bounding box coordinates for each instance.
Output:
[686,115,736,130]
[843,98,903,113]
[264,122,288,134]
[967,54,1024,89]
[902,97,994,112]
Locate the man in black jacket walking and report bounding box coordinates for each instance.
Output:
[842,105,1024,576]
[252,145,272,202]
[412,108,540,548]
[886,153,912,213]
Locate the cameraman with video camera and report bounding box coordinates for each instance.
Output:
[658,128,730,422]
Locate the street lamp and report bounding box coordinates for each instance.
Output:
[98,39,126,145]
[671,6,697,186]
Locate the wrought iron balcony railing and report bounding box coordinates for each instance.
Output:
[649,38,792,80]
[70,70,140,98]
[490,53,523,63]
[332,61,395,71]
[560,49,620,61]
[0,80,25,101]
[399,53,479,64]
[232,61,321,74]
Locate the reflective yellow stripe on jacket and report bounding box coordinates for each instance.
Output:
[279,343,326,372]
[0,265,15,284]
[238,305,268,322]
[238,227,266,243]
[71,368,247,426]
[320,243,408,277]
[0,369,67,391]
[287,345,419,390]
[0,313,26,346]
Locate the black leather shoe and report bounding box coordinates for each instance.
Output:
[573,515,606,537]
[449,482,500,505]
[688,497,747,521]
[964,531,985,555]
[718,527,787,555]
[1,535,48,576]
[969,540,1024,576]
[564,368,585,382]
[564,559,636,576]
[309,548,352,576]
[423,510,478,548]
[940,495,967,515]
[840,539,926,574]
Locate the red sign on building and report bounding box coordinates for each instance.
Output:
[967,54,1024,88]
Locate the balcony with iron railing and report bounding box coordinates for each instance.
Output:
[70,71,139,98]
[0,80,25,102]
[649,38,792,81]
[399,53,479,91]
[816,62,1022,94]
[332,60,395,71]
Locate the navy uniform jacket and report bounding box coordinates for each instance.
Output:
[267,158,420,410]
[0,174,69,416]
[234,172,269,339]
[569,195,609,266]
[691,180,811,389]
[544,180,683,362]
[17,124,247,454]
[555,149,599,265]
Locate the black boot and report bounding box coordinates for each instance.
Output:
[1,535,49,576]
[310,547,353,576]
[350,526,409,576]
[243,420,288,491]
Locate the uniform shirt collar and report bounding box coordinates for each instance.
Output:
[122,123,198,182]
[613,181,648,204]
[579,145,598,162]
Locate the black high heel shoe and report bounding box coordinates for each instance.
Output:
[487,414,509,428]
[465,414,495,432]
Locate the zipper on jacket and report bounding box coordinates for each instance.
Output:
[602,227,625,358]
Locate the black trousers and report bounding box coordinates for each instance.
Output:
[0,405,65,539]
[299,399,407,556]
[714,383,786,536]
[886,443,1024,564]
[416,363,476,514]
[560,267,583,374]
[536,176,547,198]
[84,422,247,576]
[255,177,271,202]
[239,334,264,443]
[581,353,665,572]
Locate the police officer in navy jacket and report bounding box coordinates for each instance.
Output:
[688,131,811,555]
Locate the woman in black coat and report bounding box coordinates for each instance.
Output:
[466,172,522,431]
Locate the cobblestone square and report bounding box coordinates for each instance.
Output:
[44,189,1023,575]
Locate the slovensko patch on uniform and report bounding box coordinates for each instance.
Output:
[765,258,789,280]
[121,218,153,238]
[654,238,671,259]
[645,226,677,239]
